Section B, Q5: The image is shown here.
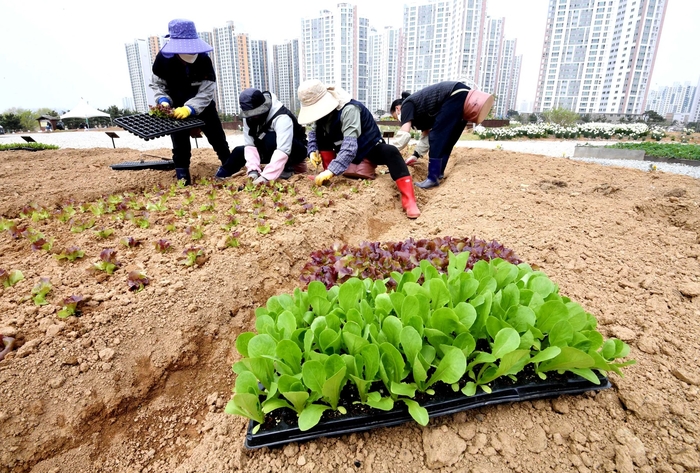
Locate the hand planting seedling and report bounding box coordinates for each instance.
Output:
[127,271,150,292]
[31,277,52,306]
[0,268,24,288]
[57,295,84,318]
[93,249,121,275]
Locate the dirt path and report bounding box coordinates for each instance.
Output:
[0,146,699,473]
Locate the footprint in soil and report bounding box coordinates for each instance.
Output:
[0,336,15,361]
[538,179,568,191]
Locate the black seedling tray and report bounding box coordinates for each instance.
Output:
[244,373,610,449]
[110,160,175,171]
[114,114,205,141]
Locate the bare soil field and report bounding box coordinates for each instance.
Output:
[0,145,699,473]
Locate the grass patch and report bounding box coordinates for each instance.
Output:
[0,142,59,151]
[606,142,700,161]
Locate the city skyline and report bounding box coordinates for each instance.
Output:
[0,0,698,113]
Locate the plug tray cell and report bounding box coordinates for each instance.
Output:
[114,114,205,141]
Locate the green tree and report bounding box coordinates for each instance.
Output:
[642,110,664,123]
[541,107,580,126]
[0,113,22,132]
[506,109,520,121]
[528,113,538,123]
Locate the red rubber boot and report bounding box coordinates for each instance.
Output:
[395,176,421,219]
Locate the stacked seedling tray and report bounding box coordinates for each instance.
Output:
[114,114,205,141]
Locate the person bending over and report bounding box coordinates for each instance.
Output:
[298,79,420,219]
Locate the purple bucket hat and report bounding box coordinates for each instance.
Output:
[161,19,213,57]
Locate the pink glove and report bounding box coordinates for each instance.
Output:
[260,150,289,181]
[244,146,261,174]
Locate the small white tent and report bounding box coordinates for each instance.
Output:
[61,99,110,128]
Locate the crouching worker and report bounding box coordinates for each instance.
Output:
[216,88,308,184]
[391,81,494,189]
[150,19,231,186]
[297,79,420,219]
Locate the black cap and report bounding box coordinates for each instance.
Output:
[239,89,271,118]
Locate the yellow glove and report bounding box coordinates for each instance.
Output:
[173,106,192,119]
[314,170,334,186]
[309,151,321,168]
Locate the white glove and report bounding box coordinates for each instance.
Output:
[414,133,430,157]
[393,130,412,150]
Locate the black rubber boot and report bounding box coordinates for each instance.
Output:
[175,168,191,186]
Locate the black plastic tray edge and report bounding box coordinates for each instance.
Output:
[110,160,176,171]
[244,376,610,449]
[114,114,205,141]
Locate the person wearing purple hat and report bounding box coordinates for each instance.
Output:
[149,19,230,186]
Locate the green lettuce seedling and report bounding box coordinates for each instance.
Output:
[0,269,24,288]
[31,277,52,306]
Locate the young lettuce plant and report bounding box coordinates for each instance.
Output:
[182,247,205,267]
[127,270,150,292]
[93,249,121,275]
[31,277,52,306]
[0,269,24,288]
[121,236,141,248]
[57,295,84,318]
[154,239,173,253]
[55,246,85,262]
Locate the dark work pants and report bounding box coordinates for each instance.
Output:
[171,103,230,169]
[363,142,410,181]
[224,131,306,173]
[427,91,468,180]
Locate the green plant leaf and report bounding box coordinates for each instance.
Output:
[536,300,569,333]
[430,307,461,335]
[491,328,520,359]
[298,403,330,431]
[400,326,423,367]
[338,278,365,313]
[529,346,561,364]
[366,391,394,410]
[548,320,574,347]
[382,315,403,347]
[569,368,601,385]
[276,339,303,375]
[401,399,429,426]
[425,278,451,309]
[538,346,595,372]
[302,360,326,394]
[248,334,277,358]
[427,346,466,387]
[447,250,469,278]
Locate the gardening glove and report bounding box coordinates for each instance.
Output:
[157,98,172,107]
[309,151,322,168]
[173,106,193,119]
[414,133,430,157]
[393,130,412,150]
[314,170,334,186]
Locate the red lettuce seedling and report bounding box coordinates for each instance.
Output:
[93,249,121,275]
[127,271,150,292]
[182,247,204,267]
[31,277,52,306]
[0,268,24,288]
[57,295,84,318]
[121,236,141,248]
[148,104,174,118]
[55,246,85,262]
[154,239,173,253]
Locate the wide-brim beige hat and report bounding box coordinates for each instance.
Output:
[297,79,340,125]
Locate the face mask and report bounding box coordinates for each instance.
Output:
[179,53,198,63]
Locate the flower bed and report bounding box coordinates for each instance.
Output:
[227,252,634,447]
[473,122,665,141]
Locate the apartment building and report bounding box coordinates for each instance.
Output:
[368,26,403,115]
[300,4,370,101]
[479,18,504,96]
[647,82,697,121]
[124,39,156,113]
[402,0,486,93]
[493,39,520,118]
[534,0,668,115]
[273,39,302,113]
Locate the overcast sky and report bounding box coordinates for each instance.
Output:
[0,0,697,113]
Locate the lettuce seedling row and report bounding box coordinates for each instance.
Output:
[114,114,205,141]
[245,371,609,449]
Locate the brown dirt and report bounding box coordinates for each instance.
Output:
[1,146,700,473]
